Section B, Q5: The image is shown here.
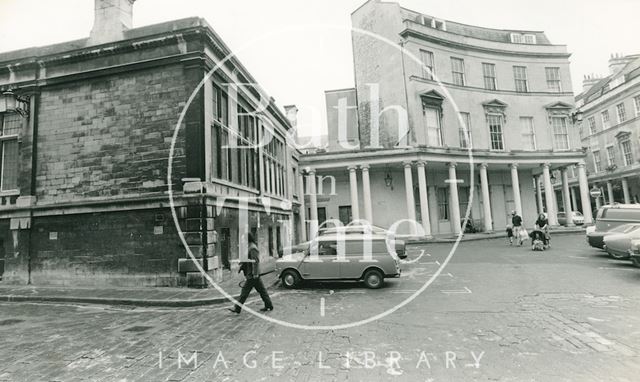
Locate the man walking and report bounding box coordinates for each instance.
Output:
[229,232,273,313]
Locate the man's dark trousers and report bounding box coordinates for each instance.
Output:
[233,277,273,312]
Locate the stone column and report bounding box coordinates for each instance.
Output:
[348,166,360,221]
[607,181,614,205]
[561,168,574,226]
[403,161,417,235]
[307,169,319,240]
[510,164,523,217]
[577,164,593,224]
[297,172,307,242]
[428,186,439,235]
[570,187,579,212]
[361,164,373,223]
[536,176,545,215]
[542,163,558,226]
[622,177,631,204]
[416,161,432,238]
[479,163,493,233]
[448,162,462,235]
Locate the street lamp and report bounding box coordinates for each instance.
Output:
[571,110,584,124]
[384,172,394,190]
[2,89,30,117]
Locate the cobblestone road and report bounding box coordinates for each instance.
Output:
[1,233,640,381]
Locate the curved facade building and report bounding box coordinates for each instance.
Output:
[301,0,591,236]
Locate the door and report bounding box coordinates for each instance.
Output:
[0,241,4,281]
[220,228,230,270]
[300,240,341,279]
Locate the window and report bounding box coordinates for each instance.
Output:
[616,103,627,124]
[551,117,569,150]
[545,67,562,92]
[523,34,537,44]
[262,127,287,197]
[488,114,505,151]
[437,187,449,220]
[634,95,640,116]
[0,113,20,191]
[587,116,597,135]
[520,117,536,150]
[424,107,443,147]
[621,140,633,166]
[211,83,231,181]
[606,146,616,166]
[482,63,497,90]
[593,150,602,172]
[420,50,435,80]
[338,206,352,226]
[513,66,528,92]
[510,33,523,44]
[601,110,610,129]
[451,57,465,86]
[458,112,471,148]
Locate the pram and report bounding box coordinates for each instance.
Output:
[529,229,549,251]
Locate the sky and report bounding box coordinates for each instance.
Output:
[1,0,639,137]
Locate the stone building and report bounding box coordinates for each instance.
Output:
[300,0,591,237]
[0,0,301,287]
[574,53,640,207]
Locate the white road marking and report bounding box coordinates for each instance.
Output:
[400,250,427,264]
[598,267,637,272]
[441,287,472,294]
[320,297,325,317]
[390,290,419,294]
[569,256,590,259]
[418,260,441,265]
[425,273,454,278]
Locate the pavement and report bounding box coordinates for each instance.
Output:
[0,227,585,307]
[1,232,640,381]
[0,271,280,307]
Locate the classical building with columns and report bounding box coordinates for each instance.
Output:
[299,0,591,237]
[571,53,640,208]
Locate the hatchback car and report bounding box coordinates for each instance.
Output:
[603,223,640,259]
[276,234,404,289]
[557,211,585,226]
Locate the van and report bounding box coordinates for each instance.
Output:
[275,234,403,289]
[587,204,640,248]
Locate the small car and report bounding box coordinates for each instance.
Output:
[587,205,640,248]
[603,223,640,259]
[276,234,404,289]
[557,211,585,226]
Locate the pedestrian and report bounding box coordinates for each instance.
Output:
[535,213,550,248]
[510,211,523,246]
[229,232,273,314]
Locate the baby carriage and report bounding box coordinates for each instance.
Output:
[529,229,548,251]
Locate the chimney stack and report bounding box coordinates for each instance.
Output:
[89,0,136,45]
[582,73,601,92]
[608,52,630,75]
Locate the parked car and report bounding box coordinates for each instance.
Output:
[603,223,640,259]
[629,239,640,267]
[587,204,640,248]
[276,234,404,289]
[557,211,585,226]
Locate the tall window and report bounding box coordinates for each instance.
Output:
[634,95,640,117]
[421,50,435,80]
[482,63,497,90]
[606,146,616,166]
[451,58,465,86]
[424,107,443,147]
[551,117,569,150]
[593,150,602,172]
[458,112,471,148]
[437,187,449,220]
[513,66,528,92]
[237,99,260,189]
[601,110,610,129]
[616,103,627,123]
[0,113,20,191]
[211,83,231,181]
[263,127,287,197]
[621,140,633,166]
[520,117,536,150]
[488,114,505,151]
[545,67,562,92]
[587,116,597,135]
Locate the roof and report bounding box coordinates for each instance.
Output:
[577,55,640,104]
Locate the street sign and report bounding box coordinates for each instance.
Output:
[590,187,602,199]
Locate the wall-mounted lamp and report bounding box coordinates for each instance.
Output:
[384,172,394,190]
[2,90,30,117]
[571,110,584,124]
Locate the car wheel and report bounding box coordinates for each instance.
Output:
[280,270,300,289]
[363,269,384,289]
[608,250,628,260]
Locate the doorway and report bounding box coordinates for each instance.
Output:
[219,228,230,270]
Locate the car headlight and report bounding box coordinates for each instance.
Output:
[631,239,640,255]
[586,226,596,235]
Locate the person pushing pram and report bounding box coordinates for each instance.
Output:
[529,213,550,250]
